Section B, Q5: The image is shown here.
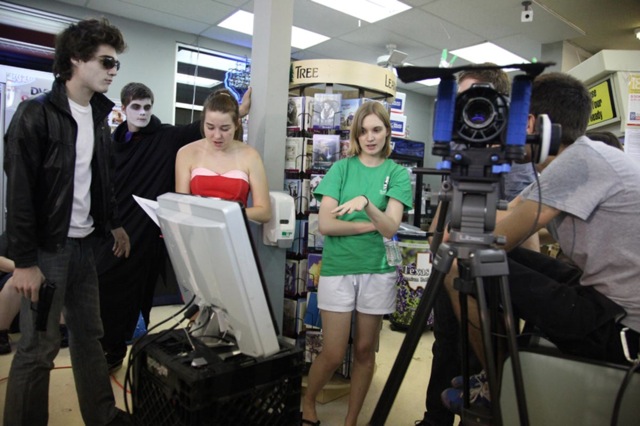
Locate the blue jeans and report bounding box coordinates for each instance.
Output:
[3,237,119,426]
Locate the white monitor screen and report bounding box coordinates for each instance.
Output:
[156,192,280,358]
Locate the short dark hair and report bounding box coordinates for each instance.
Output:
[530,72,592,146]
[457,63,511,96]
[586,131,623,151]
[201,88,242,140]
[53,18,126,81]
[347,101,392,158]
[121,83,154,107]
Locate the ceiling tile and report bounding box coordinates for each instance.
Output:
[376,8,484,52]
[293,0,366,38]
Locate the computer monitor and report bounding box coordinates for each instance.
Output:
[156,192,280,358]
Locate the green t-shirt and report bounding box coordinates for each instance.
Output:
[313,156,413,276]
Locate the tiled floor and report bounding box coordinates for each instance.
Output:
[0,306,444,425]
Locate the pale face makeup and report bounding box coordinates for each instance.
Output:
[125,98,153,132]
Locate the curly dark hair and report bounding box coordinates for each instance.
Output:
[53,18,126,81]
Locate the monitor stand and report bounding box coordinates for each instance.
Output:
[191,305,238,350]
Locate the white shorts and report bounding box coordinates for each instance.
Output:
[317,272,397,315]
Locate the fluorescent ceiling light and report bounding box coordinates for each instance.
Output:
[416,78,441,87]
[0,2,76,34]
[218,10,329,49]
[218,10,254,35]
[312,0,411,23]
[451,42,530,66]
[291,26,330,50]
[175,102,204,111]
[175,73,220,88]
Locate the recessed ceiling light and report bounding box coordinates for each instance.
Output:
[312,0,411,23]
[218,10,329,49]
[415,78,441,87]
[451,42,530,66]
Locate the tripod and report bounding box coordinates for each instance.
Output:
[370,147,529,426]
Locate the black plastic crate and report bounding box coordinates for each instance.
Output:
[132,330,303,426]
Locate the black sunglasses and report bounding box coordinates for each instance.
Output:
[97,55,121,71]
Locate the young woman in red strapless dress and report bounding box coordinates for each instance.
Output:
[175,89,272,223]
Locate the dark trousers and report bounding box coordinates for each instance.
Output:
[508,248,634,364]
[97,236,165,360]
[423,280,482,425]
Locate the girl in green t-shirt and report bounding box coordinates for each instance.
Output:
[302,101,413,426]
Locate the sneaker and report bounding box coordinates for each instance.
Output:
[106,353,124,374]
[441,379,491,415]
[59,324,69,348]
[0,329,11,355]
[450,369,487,389]
[106,408,134,425]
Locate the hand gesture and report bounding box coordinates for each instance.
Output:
[111,227,131,258]
[331,195,369,216]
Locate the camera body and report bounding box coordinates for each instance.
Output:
[521,9,533,22]
[452,82,509,146]
[432,75,535,165]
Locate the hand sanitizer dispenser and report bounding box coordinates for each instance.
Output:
[263,191,295,248]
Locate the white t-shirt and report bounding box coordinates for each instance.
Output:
[68,98,95,238]
[521,136,640,332]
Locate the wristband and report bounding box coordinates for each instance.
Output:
[361,195,369,208]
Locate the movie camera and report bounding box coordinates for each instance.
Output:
[399,62,561,170]
[370,62,560,426]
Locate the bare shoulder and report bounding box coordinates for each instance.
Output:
[236,142,263,162]
[178,138,206,156]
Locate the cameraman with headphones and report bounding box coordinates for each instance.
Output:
[439,72,640,415]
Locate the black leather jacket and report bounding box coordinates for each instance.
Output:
[4,79,121,268]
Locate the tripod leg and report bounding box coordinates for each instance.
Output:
[369,243,457,426]
[499,276,529,426]
[475,277,503,425]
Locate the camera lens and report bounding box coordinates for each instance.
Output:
[462,98,496,129]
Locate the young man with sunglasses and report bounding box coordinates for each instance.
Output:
[3,18,133,425]
[95,82,251,372]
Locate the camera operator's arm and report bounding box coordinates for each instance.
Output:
[495,199,559,252]
[495,194,541,251]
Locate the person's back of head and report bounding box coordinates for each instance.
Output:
[53,18,126,82]
[586,131,623,151]
[457,63,510,96]
[530,72,591,147]
[121,82,154,108]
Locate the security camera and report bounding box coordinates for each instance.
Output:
[521,1,533,22]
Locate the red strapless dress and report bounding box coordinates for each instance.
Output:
[190,167,250,206]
